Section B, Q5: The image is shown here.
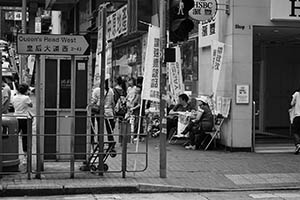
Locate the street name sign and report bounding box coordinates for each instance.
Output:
[17,34,90,55]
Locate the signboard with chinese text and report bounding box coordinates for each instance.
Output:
[141,26,160,102]
[189,0,217,22]
[106,4,128,41]
[211,40,225,96]
[236,84,250,104]
[168,46,184,104]
[17,34,90,55]
[199,14,219,47]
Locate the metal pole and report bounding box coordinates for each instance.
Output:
[0,51,3,175]
[252,101,256,152]
[27,117,32,179]
[20,0,27,83]
[98,5,107,176]
[35,55,42,179]
[159,0,167,178]
[121,121,128,178]
[70,55,76,178]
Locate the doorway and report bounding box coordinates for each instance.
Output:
[253,26,300,152]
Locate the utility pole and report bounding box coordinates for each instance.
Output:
[97,4,107,176]
[20,0,27,83]
[159,0,167,178]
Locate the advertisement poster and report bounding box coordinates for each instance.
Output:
[236,84,249,104]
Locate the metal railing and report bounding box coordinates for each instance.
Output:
[0,114,150,179]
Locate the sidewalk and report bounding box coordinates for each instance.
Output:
[1,136,300,196]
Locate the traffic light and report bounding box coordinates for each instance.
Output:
[169,0,195,43]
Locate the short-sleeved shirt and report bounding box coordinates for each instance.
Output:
[11,94,32,118]
[91,87,115,118]
[291,91,300,117]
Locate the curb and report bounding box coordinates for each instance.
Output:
[1,183,300,197]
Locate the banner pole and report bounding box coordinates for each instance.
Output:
[133,99,144,175]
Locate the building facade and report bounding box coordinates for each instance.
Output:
[196,0,300,150]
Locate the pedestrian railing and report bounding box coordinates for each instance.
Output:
[0,113,150,179]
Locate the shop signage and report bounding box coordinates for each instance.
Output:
[236,84,250,104]
[189,0,217,22]
[17,34,89,55]
[106,4,128,41]
[271,0,300,21]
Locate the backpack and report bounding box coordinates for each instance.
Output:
[115,96,127,117]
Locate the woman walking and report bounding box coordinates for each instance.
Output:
[11,83,32,159]
[291,88,300,154]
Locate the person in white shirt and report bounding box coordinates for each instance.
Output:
[91,79,115,148]
[126,78,137,109]
[291,88,300,154]
[11,83,32,154]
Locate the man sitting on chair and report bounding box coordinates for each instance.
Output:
[182,96,214,150]
[167,93,193,139]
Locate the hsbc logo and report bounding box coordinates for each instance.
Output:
[271,0,300,21]
[290,0,300,17]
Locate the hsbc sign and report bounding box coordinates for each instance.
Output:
[271,0,300,21]
[189,0,217,21]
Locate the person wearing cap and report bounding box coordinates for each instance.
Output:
[182,96,213,150]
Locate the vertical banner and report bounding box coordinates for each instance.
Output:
[211,40,225,96]
[94,28,111,88]
[168,46,184,104]
[141,26,160,102]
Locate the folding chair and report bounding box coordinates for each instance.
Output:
[202,115,225,151]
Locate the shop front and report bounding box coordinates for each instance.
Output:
[218,0,300,151]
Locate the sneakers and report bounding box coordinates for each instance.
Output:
[185,144,196,150]
[295,144,300,155]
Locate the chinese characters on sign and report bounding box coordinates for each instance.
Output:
[150,38,160,100]
[141,26,160,102]
[189,0,217,21]
[211,40,225,96]
[17,34,89,55]
[236,84,249,104]
[106,5,128,41]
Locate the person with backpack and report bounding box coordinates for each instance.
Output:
[113,77,127,118]
[113,76,126,105]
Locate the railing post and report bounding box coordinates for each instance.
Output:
[0,51,2,175]
[27,117,32,179]
[252,101,256,152]
[121,120,128,178]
